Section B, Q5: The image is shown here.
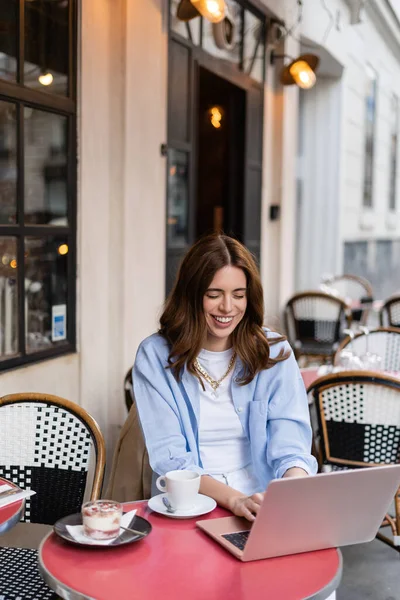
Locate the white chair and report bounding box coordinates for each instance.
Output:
[334,327,400,373]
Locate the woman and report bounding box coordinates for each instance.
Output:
[133,234,317,521]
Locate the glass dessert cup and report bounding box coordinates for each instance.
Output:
[82,500,122,540]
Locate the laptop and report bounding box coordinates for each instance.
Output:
[196,465,400,562]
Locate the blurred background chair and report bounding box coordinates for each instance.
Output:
[321,274,373,326]
[284,291,352,366]
[307,371,400,551]
[380,294,400,329]
[0,393,106,599]
[124,367,134,412]
[106,373,152,502]
[334,327,400,373]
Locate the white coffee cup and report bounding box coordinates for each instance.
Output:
[156,470,200,511]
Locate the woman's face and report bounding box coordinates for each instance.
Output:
[203,266,247,351]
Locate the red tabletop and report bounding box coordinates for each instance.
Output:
[301,368,320,391]
[39,501,342,600]
[0,478,24,535]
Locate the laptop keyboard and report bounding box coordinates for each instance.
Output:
[222,530,251,551]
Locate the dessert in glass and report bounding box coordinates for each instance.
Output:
[82,500,122,540]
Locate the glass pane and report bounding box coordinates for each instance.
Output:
[243,10,265,83]
[24,0,69,96]
[170,0,201,45]
[363,66,377,208]
[202,1,242,65]
[0,102,17,225]
[25,236,68,353]
[0,1,18,82]
[24,108,68,225]
[389,94,398,211]
[0,237,18,359]
[167,149,189,248]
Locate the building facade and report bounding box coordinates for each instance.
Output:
[1,0,399,462]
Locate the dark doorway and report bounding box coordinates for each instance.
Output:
[196,67,245,241]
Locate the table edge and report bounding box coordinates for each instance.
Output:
[303,548,343,600]
[0,500,24,535]
[38,529,343,600]
[38,532,96,600]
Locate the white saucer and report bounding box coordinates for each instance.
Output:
[148,493,217,519]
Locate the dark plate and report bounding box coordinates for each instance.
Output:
[53,512,152,548]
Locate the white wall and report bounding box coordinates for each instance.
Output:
[299,0,400,246]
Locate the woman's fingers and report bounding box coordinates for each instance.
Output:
[250,492,264,505]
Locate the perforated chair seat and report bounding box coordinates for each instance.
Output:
[0,547,57,600]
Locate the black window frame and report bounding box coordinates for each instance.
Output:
[0,0,77,372]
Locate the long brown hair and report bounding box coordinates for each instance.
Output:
[159,234,289,384]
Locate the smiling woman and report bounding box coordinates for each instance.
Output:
[133,234,317,522]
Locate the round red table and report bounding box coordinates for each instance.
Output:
[39,501,342,600]
[0,478,24,535]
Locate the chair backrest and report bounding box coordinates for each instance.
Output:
[322,274,373,302]
[333,327,400,372]
[124,368,134,412]
[307,371,400,469]
[106,382,152,502]
[380,294,400,328]
[285,291,352,351]
[0,393,105,525]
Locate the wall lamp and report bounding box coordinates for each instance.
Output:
[270,50,320,90]
[177,0,226,24]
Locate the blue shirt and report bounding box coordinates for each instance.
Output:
[133,330,318,490]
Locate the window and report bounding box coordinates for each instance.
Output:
[362,66,377,208]
[0,0,76,370]
[389,94,398,211]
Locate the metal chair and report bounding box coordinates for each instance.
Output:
[284,291,352,365]
[307,370,400,551]
[0,393,106,525]
[333,327,400,372]
[380,294,400,328]
[322,274,373,325]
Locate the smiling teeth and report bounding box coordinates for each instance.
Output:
[214,316,233,323]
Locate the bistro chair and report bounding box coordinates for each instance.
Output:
[284,291,352,365]
[0,393,106,525]
[307,370,400,551]
[322,274,373,325]
[0,393,106,600]
[333,327,400,373]
[380,294,400,328]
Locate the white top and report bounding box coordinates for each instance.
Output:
[197,348,261,495]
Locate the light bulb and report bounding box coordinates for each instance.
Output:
[38,72,54,86]
[209,106,223,128]
[190,0,225,23]
[58,243,68,256]
[289,60,316,90]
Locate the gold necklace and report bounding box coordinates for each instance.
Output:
[194,352,236,391]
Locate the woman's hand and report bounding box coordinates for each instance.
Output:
[228,493,264,522]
